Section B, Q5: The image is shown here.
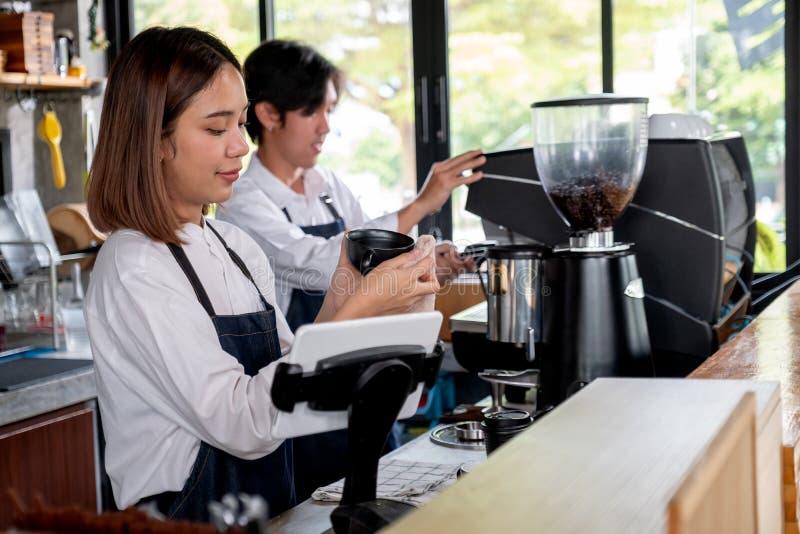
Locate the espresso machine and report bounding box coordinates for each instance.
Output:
[532,95,652,405]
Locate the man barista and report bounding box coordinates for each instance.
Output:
[218,40,483,331]
[218,39,484,502]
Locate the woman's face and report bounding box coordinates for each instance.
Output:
[161,63,249,224]
[268,78,337,170]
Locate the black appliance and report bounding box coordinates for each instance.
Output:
[463,133,756,376]
[528,96,652,403]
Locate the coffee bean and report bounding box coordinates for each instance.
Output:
[546,172,635,231]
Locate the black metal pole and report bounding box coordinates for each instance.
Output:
[601,0,613,93]
[103,0,132,65]
[786,0,800,264]
[411,0,452,239]
[260,0,274,42]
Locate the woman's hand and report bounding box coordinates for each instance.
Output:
[434,242,475,285]
[352,250,438,316]
[320,237,439,322]
[315,234,361,322]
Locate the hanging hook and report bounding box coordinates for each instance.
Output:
[14,87,36,112]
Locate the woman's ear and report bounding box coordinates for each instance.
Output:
[159,137,175,162]
[254,101,280,134]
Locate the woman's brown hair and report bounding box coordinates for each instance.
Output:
[87,26,241,244]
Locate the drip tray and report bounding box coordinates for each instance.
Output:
[430,423,486,451]
[0,357,93,392]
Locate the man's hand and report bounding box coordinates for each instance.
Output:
[434,242,475,285]
[416,149,486,214]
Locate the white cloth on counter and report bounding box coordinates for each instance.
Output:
[216,156,398,315]
[84,219,294,510]
[311,458,463,507]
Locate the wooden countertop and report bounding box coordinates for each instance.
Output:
[690,280,800,530]
[690,280,800,448]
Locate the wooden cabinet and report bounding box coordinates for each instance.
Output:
[0,400,99,529]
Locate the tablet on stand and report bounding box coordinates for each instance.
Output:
[271,311,444,534]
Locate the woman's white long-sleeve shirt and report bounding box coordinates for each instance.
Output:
[84,220,294,509]
[216,157,397,315]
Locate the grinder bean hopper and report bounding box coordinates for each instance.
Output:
[531,95,653,404]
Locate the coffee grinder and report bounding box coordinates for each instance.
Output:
[531,95,652,405]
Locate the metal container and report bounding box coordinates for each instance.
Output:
[478,244,550,346]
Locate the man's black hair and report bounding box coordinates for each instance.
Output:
[244,40,341,143]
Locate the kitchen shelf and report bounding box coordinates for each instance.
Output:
[0,72,92,90]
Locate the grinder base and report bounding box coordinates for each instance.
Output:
[540,248,653,406]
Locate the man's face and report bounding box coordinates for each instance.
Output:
[269,79,337,170]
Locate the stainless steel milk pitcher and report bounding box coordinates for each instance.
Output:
[478,244,550,349]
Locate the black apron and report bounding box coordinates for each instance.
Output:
[282,192,353,502]
[282,192,346,331]
[141,222,295,521]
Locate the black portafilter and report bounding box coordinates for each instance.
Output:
[271,341,444,534]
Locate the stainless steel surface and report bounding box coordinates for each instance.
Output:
[448,302,487,334]
[479,370,539,414]
[454,421,484,442]
[430,424,486,451]
[569,230,630,251]
[624,278,645,299]
[0,365,95,426]
[482,381,505,414]
[558,231,631,252]
[570,230,614,249]
[527,327,536,361]
[478,369,539,388]
[483,252,543,344]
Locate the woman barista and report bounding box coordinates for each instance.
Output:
[84,26,437,521]
[218,40,483,331]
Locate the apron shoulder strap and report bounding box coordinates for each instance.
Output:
[282,194,342,224]
[205,222,271,308]
[318,192,342,221]
[166,242,217,317]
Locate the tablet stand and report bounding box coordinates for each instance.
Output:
[272,342,444,534]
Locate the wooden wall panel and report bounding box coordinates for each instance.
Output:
[0,402,97,529]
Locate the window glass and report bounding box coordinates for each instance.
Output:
[273,1,416,220]
[132,0,261,61]
[614,0,786,271]
[448,0,603,244]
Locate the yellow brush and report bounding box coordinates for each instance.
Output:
[37,108,66,189]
